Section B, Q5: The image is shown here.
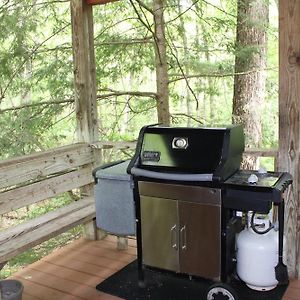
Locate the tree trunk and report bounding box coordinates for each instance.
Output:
[195,1,216,124]
[202,28,216,124]
[153,0,170,126]
[177,0,192,126]
[232,0,268,168]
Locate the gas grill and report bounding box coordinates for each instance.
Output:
[126,124,293,300]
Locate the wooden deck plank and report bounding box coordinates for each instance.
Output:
[58,240,136,263]
[10,236,129,300]
[43,252,134,276]
[282,288,300,300]
[288,279,300,289]
[15,268,120,300]
[282,279,300,300]
[45,248,135,271]
[14,277,83,300]
[23,293,42,300]
[28,261,104,287]
[43,255,118,278]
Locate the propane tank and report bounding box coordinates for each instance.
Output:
[236,212,278,291]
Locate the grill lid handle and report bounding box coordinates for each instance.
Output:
[130,167,213,182]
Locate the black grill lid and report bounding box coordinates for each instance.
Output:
[127,124,245,182]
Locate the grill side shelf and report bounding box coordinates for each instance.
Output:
[223,172,293,213]
[223,189,272,214]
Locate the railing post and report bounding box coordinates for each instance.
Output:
[70,0,100,240]
[278,0,300,279]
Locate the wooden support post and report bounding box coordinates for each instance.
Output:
[83,219,97,240]
[117,236,128,250]
[71,0,101,240]
[71,0,98,143]
[278,0,300,278]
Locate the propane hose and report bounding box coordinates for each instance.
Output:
[250,212,274,235]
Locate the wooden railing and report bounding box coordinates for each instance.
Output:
[0,143,97,266]
[0,141,278,268]
[243,148,278,169]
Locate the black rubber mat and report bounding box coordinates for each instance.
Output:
[96,260,287,300]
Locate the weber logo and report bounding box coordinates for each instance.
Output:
[142,151,161,162]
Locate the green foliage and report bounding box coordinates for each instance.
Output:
[0,0,74,159]
[0,0,281,279]
[25,194,73,220]
[0,0,279,155]
[0,192,81,279]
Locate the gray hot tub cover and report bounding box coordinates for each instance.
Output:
[94,160,135,236]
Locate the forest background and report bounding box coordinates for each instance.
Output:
[0,0,278,276]
[0,0,278,161]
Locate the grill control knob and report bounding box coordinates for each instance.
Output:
[172,137,188,149]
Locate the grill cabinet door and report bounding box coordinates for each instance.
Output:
[138,182,221,280]
[140,196,179,272]
[178,200,221,279]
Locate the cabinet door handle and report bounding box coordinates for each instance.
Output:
[180,225,187,250]
[170,225,178,250]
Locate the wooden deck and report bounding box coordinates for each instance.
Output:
[8,235,299,300]
[11,236,136,300]
[283,280,300,300]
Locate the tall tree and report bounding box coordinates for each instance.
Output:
[232,0,269,167]
[153,0,170,126]
[177,0,192,126]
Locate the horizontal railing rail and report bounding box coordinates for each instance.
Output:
[0,143,97,265]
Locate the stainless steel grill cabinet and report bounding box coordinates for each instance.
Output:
[126,124,292,300]
[139,181,222,280]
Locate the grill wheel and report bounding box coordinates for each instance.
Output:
[206,283,239,300]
